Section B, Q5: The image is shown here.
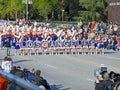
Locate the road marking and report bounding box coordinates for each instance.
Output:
[87,79,94,82]
[45,64,57,69]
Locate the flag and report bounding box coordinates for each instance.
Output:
[22,0,32,4]
[22,0,27,4]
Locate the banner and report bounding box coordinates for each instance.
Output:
[19,40,81,49]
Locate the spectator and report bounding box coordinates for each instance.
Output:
[0,19,120,54]
[27,68,36,82]
[0,76,8,90]
[112,37,118,51]
[32,69,51,90]
[10,66,17,74]
[5,37,11,56]
[0,65,3,70]
[117,40,120,51]
[95,72,113,90]
[39,85,46,90]
[1,56,13,73]
[8,66,25,90]
[7,81,25,90]
[91,21,95,30]
[14,66,24,78]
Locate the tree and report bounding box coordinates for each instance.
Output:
[0,0,24,19]
[79,0,108,22]
[0,0,108,22]
[96,0,108,22]
[79,0,96,22]
[34,0,57,21]
[64,0,79,21]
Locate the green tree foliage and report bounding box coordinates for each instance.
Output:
[33,0,58,21]
[0,0,24,19]
[79,0,108,22]
[96,0,108,21]
[64,0,79,21]
[0,0,108,22]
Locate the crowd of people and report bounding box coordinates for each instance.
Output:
[0,19,120,56]
[0,56,50,90]
[9,66,50,90]
[0,19,120,90]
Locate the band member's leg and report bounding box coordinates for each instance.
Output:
[76,47,80,55]
[82,46,86,55]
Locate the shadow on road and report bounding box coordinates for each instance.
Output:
[13,60,32,64]
[104,51,117,54]
[50,84,71,90]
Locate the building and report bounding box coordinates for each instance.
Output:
[108,0,120,23]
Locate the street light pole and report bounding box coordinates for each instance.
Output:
[92,0,94,21]
[62,9,64,21]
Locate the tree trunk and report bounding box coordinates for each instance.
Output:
[46,15,48,21]
[15,11,17,20]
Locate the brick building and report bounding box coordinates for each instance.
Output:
[108,0,120,23]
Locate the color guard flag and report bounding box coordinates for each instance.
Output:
[22,0,32,4]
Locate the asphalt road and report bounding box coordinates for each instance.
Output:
[0,49,120,90]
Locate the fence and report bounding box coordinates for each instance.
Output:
[0,70,42,90]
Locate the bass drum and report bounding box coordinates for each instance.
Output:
[114,82,120,90]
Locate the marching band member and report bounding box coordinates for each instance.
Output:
[30,30,33,41]
[41,37,48,55]
[75,34,82,55]
[69,36,75,55]
[32,31,37,41]
[25,30,30,41]
[81,38,88,55]
[49,30,56,55]
[20,37,26,55]
[34,38,41,55]
[56,29,64,55]
[37,30,43,41]
[99,37,105,54]
[88,37,95,55]
[27,37,33,56]
[15,39,20,56]
[1,31,7,48]
[49,37,55,55]
[55,37,62,55]
[11,31,16,48]
[94,36,100,54]
[52,33,58,55]
[63,34,69,55]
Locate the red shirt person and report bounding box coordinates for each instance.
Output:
[0,76,8,90]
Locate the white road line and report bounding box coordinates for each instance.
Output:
[45,64,57,69]
[87,79,95,82]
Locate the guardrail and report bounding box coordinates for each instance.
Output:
[0,70,42,90]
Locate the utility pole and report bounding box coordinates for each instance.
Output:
[62,0,64,21]
[26,0,29,22]
[92,0,94,21]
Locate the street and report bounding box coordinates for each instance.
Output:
[0,49,120,90]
